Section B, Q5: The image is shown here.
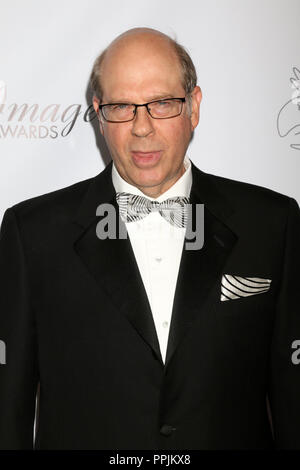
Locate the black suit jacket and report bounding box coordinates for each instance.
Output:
[0,160,299,450]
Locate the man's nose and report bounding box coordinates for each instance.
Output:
[131,105,155,137]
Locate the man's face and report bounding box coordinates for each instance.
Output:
[93,34,202,197]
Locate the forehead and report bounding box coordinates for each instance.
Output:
[100,36,184,101]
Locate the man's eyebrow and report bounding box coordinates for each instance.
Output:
[146,94,175,101]
[107,94,175,103]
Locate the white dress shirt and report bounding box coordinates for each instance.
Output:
[112,156,192,363]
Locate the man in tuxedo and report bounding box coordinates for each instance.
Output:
[0,27,300,450]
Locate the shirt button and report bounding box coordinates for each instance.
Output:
[160,424,176,436]
[162,321,169,328]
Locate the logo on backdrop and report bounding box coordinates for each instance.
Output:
[277,67,300,150]
[0,81,97,139]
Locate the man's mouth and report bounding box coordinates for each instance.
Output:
[131,150,162,166]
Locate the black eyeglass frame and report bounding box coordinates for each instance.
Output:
[98,97,186,123]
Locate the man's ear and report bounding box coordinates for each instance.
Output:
[92,95,104,135]
[190,86,202,131]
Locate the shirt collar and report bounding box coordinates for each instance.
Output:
[112,155,192,201]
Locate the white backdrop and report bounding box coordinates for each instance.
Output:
[1,0,300,223]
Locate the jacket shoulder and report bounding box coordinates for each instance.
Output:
[205,171,296,210]
[6,176,95,227]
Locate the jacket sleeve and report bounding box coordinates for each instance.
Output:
[0,208,39,449]
[267,197,300,449]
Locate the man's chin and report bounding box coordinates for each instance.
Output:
[129,168,164,187]
[124,173,165,194]
[133,179,164,191]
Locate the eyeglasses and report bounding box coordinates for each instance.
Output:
[98,97,186,123]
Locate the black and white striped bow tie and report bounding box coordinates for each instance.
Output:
[115,192,190,228]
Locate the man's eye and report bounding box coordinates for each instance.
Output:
[157,101,170,106]
[113,104,129,110]
[149,100,171,110]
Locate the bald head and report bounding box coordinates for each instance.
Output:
[90,27,197,105]
[102,28,180,82]
[108,27,174,49]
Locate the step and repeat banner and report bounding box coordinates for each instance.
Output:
[1,0,299,221]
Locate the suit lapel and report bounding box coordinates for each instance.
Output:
[72,160,238,371]
[164,163,238,368]
[73,161,164,365]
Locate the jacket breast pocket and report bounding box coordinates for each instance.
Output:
[216,288,275,318]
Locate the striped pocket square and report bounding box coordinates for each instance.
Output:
[221,274,272,301]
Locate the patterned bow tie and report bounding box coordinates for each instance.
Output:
[115,192,190,228]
